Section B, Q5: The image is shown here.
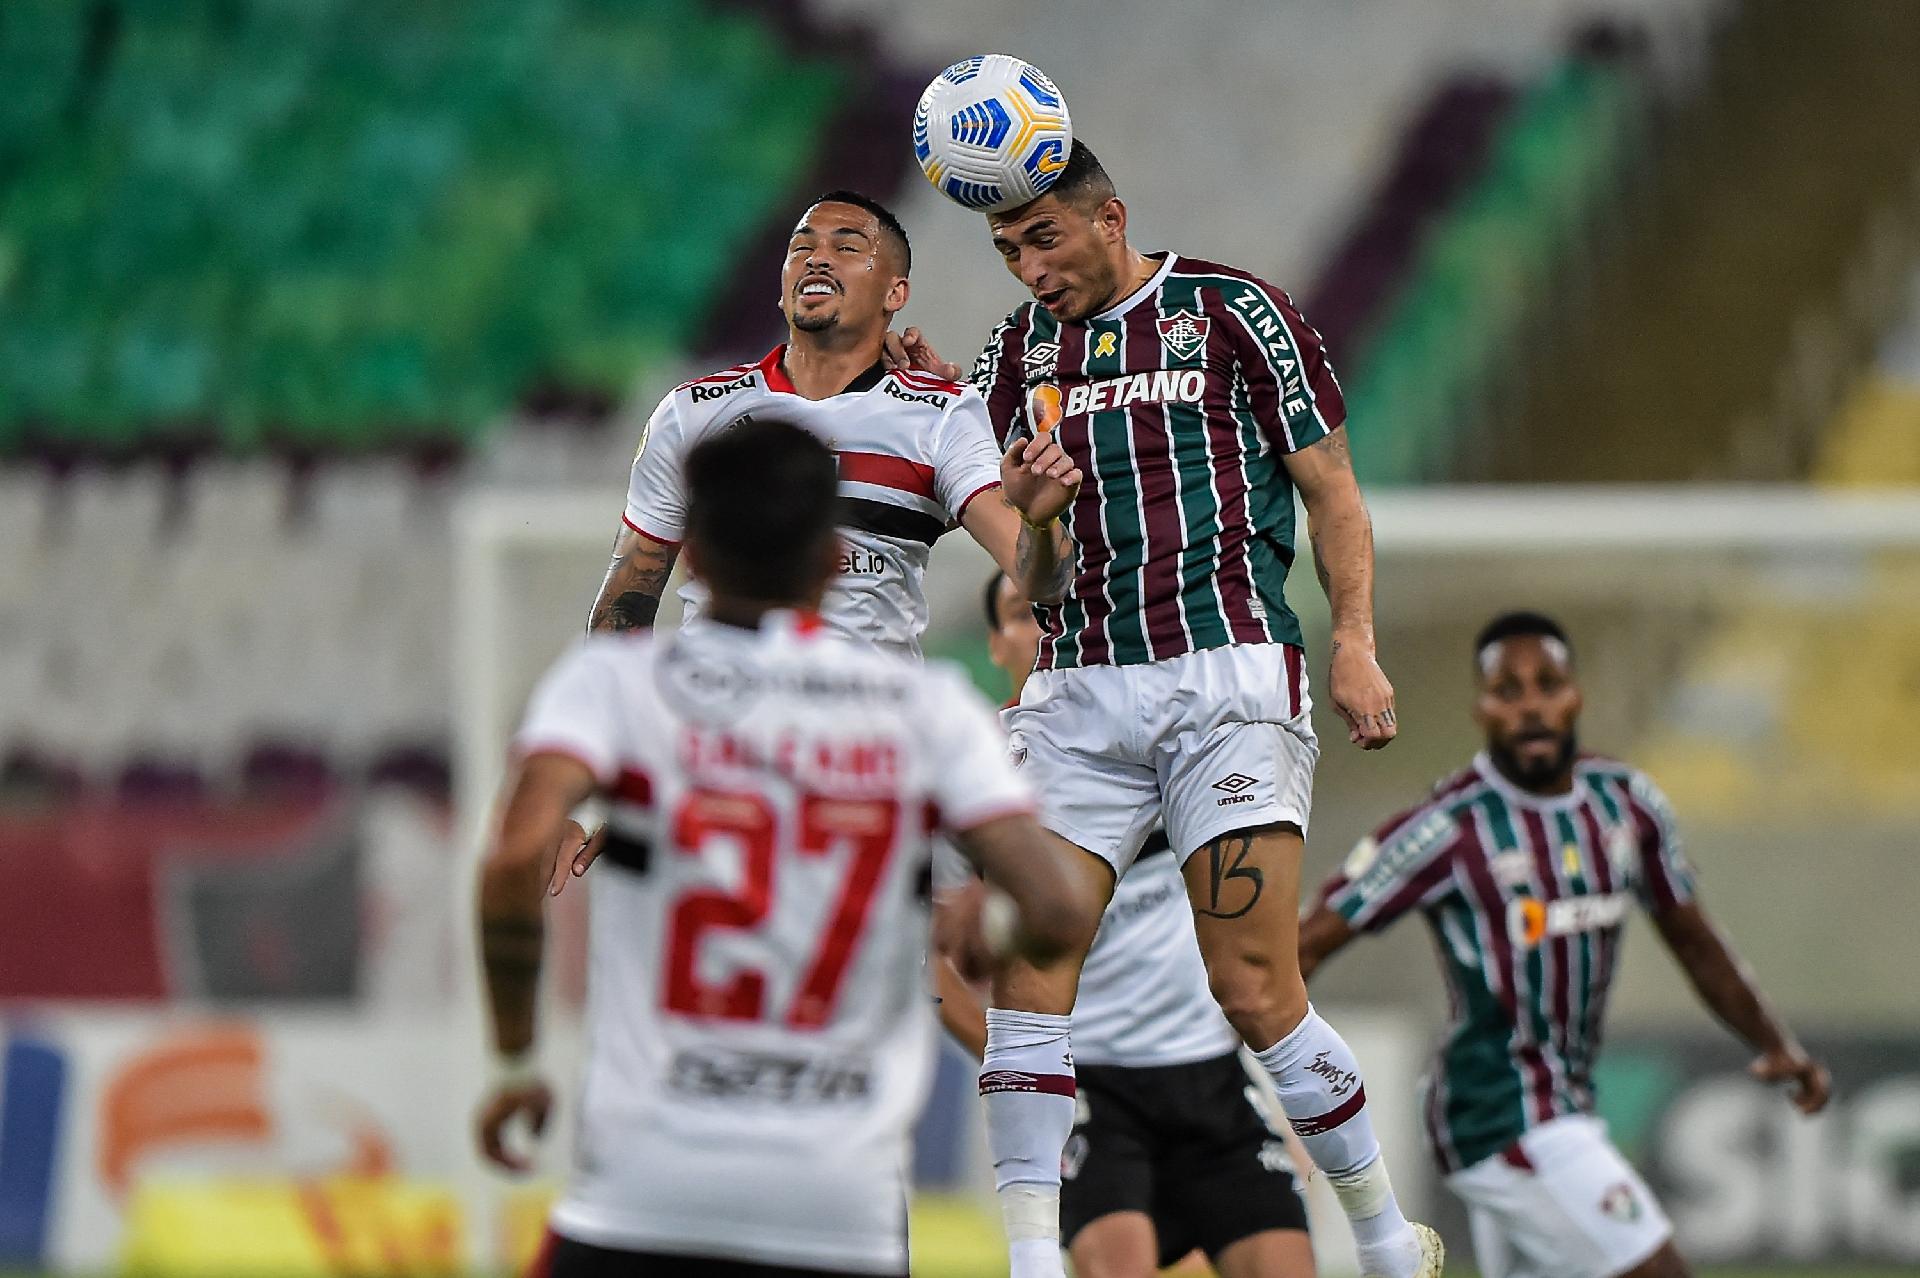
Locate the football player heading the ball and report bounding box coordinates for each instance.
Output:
[902,67,1439,1278]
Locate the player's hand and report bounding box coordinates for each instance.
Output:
[931,880,1016,982]
[1329,640,1397,750]
[547,820,606,897]
[1750,1046,1831,1115]
[476,1078,554,1174]
[999,435,1081,527]
[882,326,963,381]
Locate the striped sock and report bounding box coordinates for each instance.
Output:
[1255,1005,1419,1274]
[979,1008,1074,1278]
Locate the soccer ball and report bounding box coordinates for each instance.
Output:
[913,54,1072,214]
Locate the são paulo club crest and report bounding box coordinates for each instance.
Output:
[1156,309,1210,361]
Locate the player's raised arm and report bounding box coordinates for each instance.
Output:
[960,467,1078,605]
[589,395,687,632]
[929,387,1078,605]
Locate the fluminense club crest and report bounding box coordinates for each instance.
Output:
[1156,309,1210,361]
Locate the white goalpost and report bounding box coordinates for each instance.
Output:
[452,484,1920,831]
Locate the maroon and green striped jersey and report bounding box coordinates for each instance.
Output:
[971,252,1345,669]
[1317,753,1697,1174]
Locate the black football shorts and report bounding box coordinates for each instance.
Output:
[1062,1050,1311,1267]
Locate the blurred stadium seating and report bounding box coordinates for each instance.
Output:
[0,0,847,454]
[1638,273,1920,819]
[4,1,1920,1273]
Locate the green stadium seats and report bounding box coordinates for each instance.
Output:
[0,0,848,453]
[1342,54,1642,484]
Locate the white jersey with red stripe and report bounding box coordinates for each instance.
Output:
[514,612,1032,1273]
[624,345,1004,657]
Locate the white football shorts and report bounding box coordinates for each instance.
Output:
[1004,642,1318,873]
[1446,1113,1673,1278]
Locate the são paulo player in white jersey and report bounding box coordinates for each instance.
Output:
[934,572,1317,1278]
[474,420,1098,1278]
[587,189,1079,653]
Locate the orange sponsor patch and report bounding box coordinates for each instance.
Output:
[1026,383,1062,434]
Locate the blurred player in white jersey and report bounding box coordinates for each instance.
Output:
[934,572,1315,1278]
[588,189,1079,652]
[473,420,1099,1277]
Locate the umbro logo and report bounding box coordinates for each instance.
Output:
[1022,341,1059,379]
[1213,772,1259,807]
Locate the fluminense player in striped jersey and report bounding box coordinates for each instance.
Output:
[934,571,1315,1278]
[892,141,1439,1278]
[1299,611,1831,1278]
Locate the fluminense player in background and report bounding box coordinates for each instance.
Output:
[892,141,1440,1278]
[587,189,1079,648]
[1299,611,1831,1278]
[934,570,1316,1278]
[473,419,1098,1278]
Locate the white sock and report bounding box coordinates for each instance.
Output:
[980,1008,1074,1278]
[1255,1005,1420,1275]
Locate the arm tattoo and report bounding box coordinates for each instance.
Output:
[481,916,543,974]
[480,914,544,1044]
[607,591,660,631]
[588,533,677,633]
[1196,833,1265,920]
[1308,427,1353,466]
[1309,527,1333,596]
[1012,505,1074,600]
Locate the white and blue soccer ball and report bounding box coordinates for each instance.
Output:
[913,54,1072,214]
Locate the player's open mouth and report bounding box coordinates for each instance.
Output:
[1037,287,1069,311]
[797,279,839,299]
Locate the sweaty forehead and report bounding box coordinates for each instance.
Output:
[1479,634,1573,680]
[793,202,879,241]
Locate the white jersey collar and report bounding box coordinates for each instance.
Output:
[1091,251,1177,323]
[1472,750,1584,813]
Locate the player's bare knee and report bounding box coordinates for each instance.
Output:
[1018,890,1102,966]
[1203,945,1309,1044]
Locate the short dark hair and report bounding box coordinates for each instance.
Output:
[811,189,911,273]
[1046,140,1117,212]
[1474,611,1574,668]
[983,570,1008,630]
[685,417,839,600]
